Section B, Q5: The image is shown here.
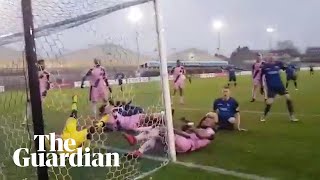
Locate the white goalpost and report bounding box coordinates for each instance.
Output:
[0,0,177,179]
[153,0,177,162]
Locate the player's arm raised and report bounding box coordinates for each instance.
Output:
[81,69,93,88]
[102,68,112,93]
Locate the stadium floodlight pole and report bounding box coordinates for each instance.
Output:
[153,0,177,162]
[213,20,224,54]
[128,6,143,67]
[21,0,49,179]
[266,27,275,50]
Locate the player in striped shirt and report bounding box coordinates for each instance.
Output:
[81,58,112,118]
[171,60,186,104]
[23,59,51,125]
[251,53,266,102]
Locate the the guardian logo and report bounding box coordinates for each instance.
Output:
[13,133,120,168]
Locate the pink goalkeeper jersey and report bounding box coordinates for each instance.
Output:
[190,127,215,150]
[89,66,107,87]
[252,62,263,80]
[172,66,185,81]
[39,70,50,95]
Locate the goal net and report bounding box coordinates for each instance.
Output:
[0,0,175,179]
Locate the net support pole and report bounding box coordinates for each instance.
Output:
[153,0,177,162]
[21,0,49,179]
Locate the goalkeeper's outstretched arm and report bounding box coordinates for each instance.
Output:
[86,114,110,140]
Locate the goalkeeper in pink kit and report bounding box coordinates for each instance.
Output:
[171,60,186,104]
[251,53,266,102]
[24,59,50,124]
[81,58,112,118]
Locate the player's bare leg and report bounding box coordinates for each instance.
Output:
[251,84,258,102]
[171,89,177,104]
[263,89,268,102]
[91,102,97,119]
[179,87,184,104]
[124,127,159,158]
[127,138,157,159]
[284,94,298,122]
[260,98,274,122]
[294,80,298,90]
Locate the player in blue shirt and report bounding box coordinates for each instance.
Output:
[285,64,298,90]
[221,65,242,87]
[310,65,314,75]
[213,86,246,131]
[115,72,125,92]
[260,56,298,122]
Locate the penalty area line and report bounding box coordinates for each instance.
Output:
[179,107,320,117]
[95,144,274,180]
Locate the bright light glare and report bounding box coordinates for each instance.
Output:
[128,7,143,23]
[213,20,223,30]
[266,27,275,33]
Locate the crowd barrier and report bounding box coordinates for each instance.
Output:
[0,68,318,92]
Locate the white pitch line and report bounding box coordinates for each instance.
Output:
[178,107,320,117]
[174,161,274,180]
[134,165,166,180]
[0,128,275,179]
[96,144,274,180]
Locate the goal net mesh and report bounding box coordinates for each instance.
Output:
[0,0,170,179]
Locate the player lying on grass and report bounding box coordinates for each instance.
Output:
[45,95,110,153]
[251,53,267,102]
[122,112,217,158]
[260,55,298,122]
[213,86,247,131]
[81,58,112,118]
[24,59,51,125]
[105,99,144,116]
[99,103,164,132]
[285,63,298,90]
[171,59,186,104]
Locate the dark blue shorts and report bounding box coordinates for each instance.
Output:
[118,79,123,85]
[267,86,288,98]
[229,76,236,82]
[218,116,234,130]
[286,75,297,81]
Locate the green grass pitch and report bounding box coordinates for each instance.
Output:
[0,71,320,180]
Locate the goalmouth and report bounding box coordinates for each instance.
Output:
[0,0,176,179]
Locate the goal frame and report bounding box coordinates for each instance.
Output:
[20,0,177,179]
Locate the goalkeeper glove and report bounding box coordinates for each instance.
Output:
[96,121,105,128]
